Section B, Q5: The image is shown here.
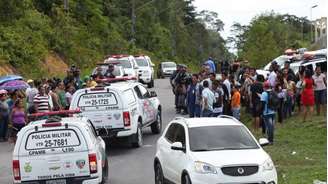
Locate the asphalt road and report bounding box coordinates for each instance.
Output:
[0,79,184,184]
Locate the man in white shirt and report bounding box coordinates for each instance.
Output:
[201,80,215,117]
[222,72,231,115]
[268,61,278,88]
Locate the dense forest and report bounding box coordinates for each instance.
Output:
[0,0,231,78]
[0,1,315,78]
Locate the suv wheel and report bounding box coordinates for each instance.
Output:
[182,174,192,184]
[132,122,143,148]
[101,157,108,184]
[151,109,162,134]
[148,78,154,88]
[155,163,165,184]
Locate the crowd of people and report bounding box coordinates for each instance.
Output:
[0,58,326,144]
[170,58,326,144]
[0,64,113,142]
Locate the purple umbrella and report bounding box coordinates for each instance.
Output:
[0,80,30,91]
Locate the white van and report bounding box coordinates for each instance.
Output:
[69,81,162,147]
[12,115,108,184]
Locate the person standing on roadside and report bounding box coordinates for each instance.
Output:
[268,61,278,88]
[261,82,276,145]
[33,85,50,113]
[186,74,201,117]
[312,67,326,116]
[231,85,241,120]
[250,75,264,132]
[222,72,231,115]
[201,80,215,117]
[204,57,216,73]
[56,81,68,110]
[301,69,315,122]
[212,80,224,116]
[26,80,38,109]
[0,90,10,142]
[10,99,27,132]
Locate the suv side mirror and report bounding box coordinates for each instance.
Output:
[171,142,185,152]
[259,138,270,147]
[150,91,157,97]
[151,63,155,67]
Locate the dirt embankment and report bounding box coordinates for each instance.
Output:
[0,52,68,77]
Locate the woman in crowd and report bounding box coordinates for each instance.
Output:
[312,67,326,116]
[0,90,10,142]
[301,69,315,122]
[10,98,27,142]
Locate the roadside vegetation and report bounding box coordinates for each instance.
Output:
[242,110,327,184]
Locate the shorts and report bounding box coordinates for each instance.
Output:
[252,104,262,117]
[12,124,25,132]
[314,89,327,105]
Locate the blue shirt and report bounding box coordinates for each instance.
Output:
[187,84,197,106]
[260,91,276,116]
[205,60,216,73]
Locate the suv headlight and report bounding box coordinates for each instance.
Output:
[194,161,217,174]
[262,159,274,171]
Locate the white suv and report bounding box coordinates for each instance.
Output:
[12,114,108,184]
[104,55,139,79]
[154,116,277,184]
[70,80,162,147]
[134,55,155,88]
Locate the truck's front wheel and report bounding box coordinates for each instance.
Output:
[132,122,143,148]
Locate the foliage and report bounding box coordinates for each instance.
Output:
[0,0,231,78]
[228,12,312,68]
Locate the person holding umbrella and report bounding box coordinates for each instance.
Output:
[0,90,10,142]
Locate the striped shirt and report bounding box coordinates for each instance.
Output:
[33,94,50,112]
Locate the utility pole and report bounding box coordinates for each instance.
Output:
[310,5,318,43]
[131,0,136,44]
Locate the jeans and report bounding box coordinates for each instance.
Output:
[283,95,292,118]
[263,114,275,143]
[194,105,201,117]
[0,115,9,139]
[201,109,213,117]
[232,107,241,120]
[211,112,222,117]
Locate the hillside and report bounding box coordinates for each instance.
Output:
[0,0,231,78]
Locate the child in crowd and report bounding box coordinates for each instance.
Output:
[231,85,241,120]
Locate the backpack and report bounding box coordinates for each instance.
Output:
[213,89,223,108]
[266,91,279,111]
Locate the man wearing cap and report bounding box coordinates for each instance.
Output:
[260,82,276,145]
[0,90,9,141]
[25,80,39,110]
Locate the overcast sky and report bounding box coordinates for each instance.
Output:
[194,0,327,39]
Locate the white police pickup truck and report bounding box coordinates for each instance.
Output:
[12,111,108,184]
[69,78,162,147]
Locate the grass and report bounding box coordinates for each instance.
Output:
[241,109,327,184]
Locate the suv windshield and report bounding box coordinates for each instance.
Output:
[189,125,259,151]
[92,65,122,76]
[136,58,149,67]
[108,59,132,68]
[162,63,176,68]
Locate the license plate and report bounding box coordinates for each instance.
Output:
[46,179,66,184]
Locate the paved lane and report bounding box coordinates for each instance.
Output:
[107,79,182,184]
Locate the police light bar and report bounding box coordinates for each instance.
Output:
[28,109,81,117]
[134,54,145,57]
[108,54,129,59]
[96,76,137,83]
